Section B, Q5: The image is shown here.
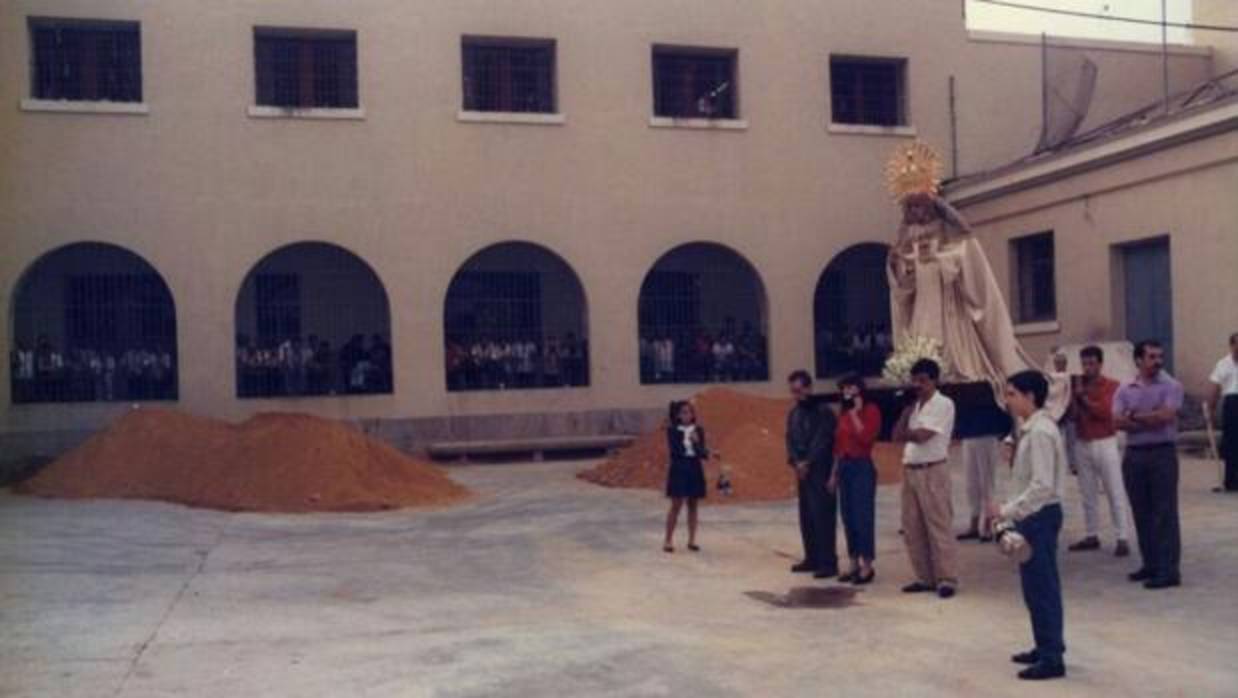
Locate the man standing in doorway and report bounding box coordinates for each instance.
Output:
[1208,332,1238,493]
[1067,345,1132,557]
[1115,340,1184,590]
[786,370,839,579]
[896,359,959,598]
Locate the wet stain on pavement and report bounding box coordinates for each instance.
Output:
[744,586,859,609]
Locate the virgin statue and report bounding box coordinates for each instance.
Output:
[884,141,1036,395]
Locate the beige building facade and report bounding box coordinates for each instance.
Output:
[1,0,1227,459]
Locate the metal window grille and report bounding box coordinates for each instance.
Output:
[11,243,176,404]
[814,244,893,378]
[638,245,768,385]
[235,243,391,399]
[254,30,358,108]
[462,39,556,113]
[29,18,142,102]
[443,245,589,392]
[1014,232,1057,323]
[652,48,737,119]
[830,56,906,126]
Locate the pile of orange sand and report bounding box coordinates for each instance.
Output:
[17,408,470,513]
[578,387,903,503]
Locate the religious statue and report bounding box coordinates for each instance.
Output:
[884,141,1036,395]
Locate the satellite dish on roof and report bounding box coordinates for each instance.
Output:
[1035,39,1098,153]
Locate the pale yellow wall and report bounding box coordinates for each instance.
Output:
[1194,0,1238,73]
[0,0,1217,436]
[956,131,1238,396]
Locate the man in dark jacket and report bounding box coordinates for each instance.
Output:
[787,370,839,578]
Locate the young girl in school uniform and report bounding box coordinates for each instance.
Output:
[663,400,716,553]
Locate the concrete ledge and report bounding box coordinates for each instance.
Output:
[0,407,663,470]
[20,99,149,115]
[827,123,917,137]
[428,435,635,462]
[457,110,565,125]
[247,105,366,120]
[649,116,748,131]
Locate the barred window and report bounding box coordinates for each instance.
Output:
[652,46,737,119]
[11,243,177,404]
[235,243,391,398]
[638,243,768,385]
[29,18,142,102]
[1012,232,1057,323]
[830,56,907,127]
[462,37,556,113]
[444,243,588,391]
[254,28,358,109]
[814,243,893,378]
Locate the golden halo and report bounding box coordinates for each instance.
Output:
[885,140,943,200]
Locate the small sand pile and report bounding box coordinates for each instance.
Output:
[578,387,903,503]
[17,409,470,512]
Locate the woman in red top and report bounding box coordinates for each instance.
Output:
[830,375,883,584]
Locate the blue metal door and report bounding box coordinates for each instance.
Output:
[1122,238,1173,372]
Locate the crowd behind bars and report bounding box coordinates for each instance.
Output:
[815,323,894,377]
[639,321,769,384]
[445,333,588,390]
[235,333,392,397]
[10,335,176,403]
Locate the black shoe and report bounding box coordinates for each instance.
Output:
[791,561,816,573]
[853,569,875,586]
[1068,537,1100,552]
[978,535,994,543]
[956,529,980,541]
[937,585,956,599]
[1143,576,1181,590]
[1018,662,1065,680]
[813,566,839,580]
[837,571,856,583]
[902,581,934,593]
[1128,568,1152,582]
[1114,540,1130,558]
[1011,650,1039,665]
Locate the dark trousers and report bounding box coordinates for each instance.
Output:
[838,457,877,561]
[1223,395,1238,491]
[1017,503,1065,663]
[797,461,838,570]
[1122,444,1181,580]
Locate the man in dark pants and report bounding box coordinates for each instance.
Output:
[1114,340,1184,590]
[1208,332,1238,493]
[786,370,839,579]
[990,370,1068,680]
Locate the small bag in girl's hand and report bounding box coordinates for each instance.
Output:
[717,464,733,496]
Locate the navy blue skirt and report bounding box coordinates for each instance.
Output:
[666,456,707,499]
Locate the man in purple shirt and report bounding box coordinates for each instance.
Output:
[1113,340,1184,590]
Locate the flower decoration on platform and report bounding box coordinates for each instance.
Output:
[885,140,943,201]
[882,334,948,385]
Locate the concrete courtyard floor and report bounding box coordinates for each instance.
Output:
[1,455,1236,697]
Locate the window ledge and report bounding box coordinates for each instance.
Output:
[20,98,149,115]
[247,105,365,120]
[1014,320,1060,336]
[457,110,565,125]
[649,116,748,131]
[827,122,917,137]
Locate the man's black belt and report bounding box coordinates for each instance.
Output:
[1126,442,1176,450]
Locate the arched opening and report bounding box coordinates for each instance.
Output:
[638,242,769,384]
[443,242,589,391]
[10,242,178,404]
[234,242,392,398]
[813,243,892,378]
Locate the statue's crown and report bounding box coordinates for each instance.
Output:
[885,140,942,200]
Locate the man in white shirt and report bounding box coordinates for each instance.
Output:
[895,358,959,598]
[988,370,1068,681]
[1210,332,1238,492]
